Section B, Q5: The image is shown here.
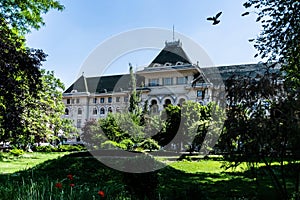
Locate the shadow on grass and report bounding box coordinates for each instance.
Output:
[0,151,284,200]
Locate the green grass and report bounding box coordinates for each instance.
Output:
[0,152,295,199]
[0,152,68,174]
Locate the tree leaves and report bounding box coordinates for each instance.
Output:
[0,0,64,34]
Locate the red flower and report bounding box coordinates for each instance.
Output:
[55,182,62,189]
[98,190,105,198]
[67,174,73,180]
[70,183,75,187]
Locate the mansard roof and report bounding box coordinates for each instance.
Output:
[148,40,192,68]
[64,74,145,94]
[201,63,281,85]
[64,63,279,94]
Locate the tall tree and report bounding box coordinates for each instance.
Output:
[128,63,141,115]
[0,18,45,145]
[0,0,66,147]
[219,1,300,198]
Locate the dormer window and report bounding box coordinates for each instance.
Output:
[164,62,172,66]
[176,61,183,65]
[153,63,161,67]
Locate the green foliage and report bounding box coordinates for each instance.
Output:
[220,1,300,198]
[35,145,85,152]
[35,145,57,153]
[21,70,73,145]
[58,145,85,152]
[9,149,24,156]
[243,0,300,92]
[0,1,70,148]
[80,119,105,149]
[1,153,296,199]
[152,101,224,153]
[128,63,142,116]
[153,104,181,147]
[102,139,134,151]
[138,138,160,151]
[0,18,45,145]
[219,65,297,198]
[0,0,64,34]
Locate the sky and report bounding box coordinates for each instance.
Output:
[25,0,261,88]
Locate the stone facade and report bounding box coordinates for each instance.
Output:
[62,40,266,139]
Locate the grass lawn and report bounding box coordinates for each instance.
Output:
[0,152,69,174]
[0,151,290,199]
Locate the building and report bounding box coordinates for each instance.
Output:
[62,39,269,138]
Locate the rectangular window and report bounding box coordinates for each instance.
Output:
[177,76,188,85]
[100,98,105,103]
[108,97,112,103]
[77,119,82,128]
[124,96,128,102]
[93,98,97,104]
[197,90,203,98]
[67,99,70,104]
[116,97,120,102]
[76,98,80,104]
[163,77,173,85]
[92,108,97,115]
[148,78,159,86]
[71,99,75,104]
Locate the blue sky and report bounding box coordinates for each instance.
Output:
[25,0,261,88]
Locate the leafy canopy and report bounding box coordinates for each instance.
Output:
[0,0,64,34]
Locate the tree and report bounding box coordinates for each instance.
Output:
[177,101,224,154]
[21,70,76,146]
[219,65,297,198]
[219,1,300,198]
[128,63,141,115]
[243,0,300,92]
[0,0,64,34]
[0,0,66,147]
[0,18,45,145]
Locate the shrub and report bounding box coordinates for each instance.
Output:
[58,145,85,152]
[9,148,24,156]
[138,138,160,152]
[35,145,57,152]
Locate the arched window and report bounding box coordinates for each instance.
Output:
[92,107,98,115]
[78,108,82,115]
[150,100,158,114]
[100,107,105,115]
[108,107,113,113]
[178,98,186,106]
[164,99,171,106]
[65,108,69,115]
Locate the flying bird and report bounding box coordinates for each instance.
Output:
[207,11,222,25]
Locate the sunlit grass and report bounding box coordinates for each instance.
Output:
[0,152,68,174]
[0,152,293,199]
